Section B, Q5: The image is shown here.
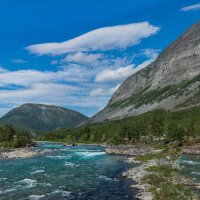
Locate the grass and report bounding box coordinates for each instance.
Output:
[134,146,180,163]
[135,153,165,163]
[153,182,194,200]
[133,145,197,199]
[142,164,196,200]
[144,177,195,200]
[146,165,180,176]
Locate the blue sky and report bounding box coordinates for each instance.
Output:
[0,0,199,117]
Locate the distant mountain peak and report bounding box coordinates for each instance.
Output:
[0,103,88,132]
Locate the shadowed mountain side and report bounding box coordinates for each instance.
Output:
[0,103,88,132]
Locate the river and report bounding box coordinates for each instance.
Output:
[0,142,199,200]
[0,142,135,200]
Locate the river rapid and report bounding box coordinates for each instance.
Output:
[0,142,135,200]
[0,142,199,200]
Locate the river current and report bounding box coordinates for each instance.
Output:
[0,142,134,200]
[0,142,199,200]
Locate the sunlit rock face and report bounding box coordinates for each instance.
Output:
[91,21,200,123]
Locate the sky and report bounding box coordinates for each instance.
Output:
[0,0,199,117]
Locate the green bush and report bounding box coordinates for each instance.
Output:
[12,130,31,148]
[36,106,200,145]
[0,125,16,142]
[0,125,31,148]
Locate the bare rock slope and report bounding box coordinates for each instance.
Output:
[91,21,200,122]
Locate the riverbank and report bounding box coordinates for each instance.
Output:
[105,145,160,156]
[1,148,38,159]
[106,144,200,200]
[0,141,50,159]
[0,141,103,160]
[0,147,41,159]
[105,143,200,156]
[0,142,134,200]
[2,141,199,199]
[181,144,200,155]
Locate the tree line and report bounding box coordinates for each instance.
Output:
[0,125,31,148]
[38,107,200,145]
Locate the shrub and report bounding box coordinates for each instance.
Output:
[0,125,31,148]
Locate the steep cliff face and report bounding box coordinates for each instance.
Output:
[91,21,200,122]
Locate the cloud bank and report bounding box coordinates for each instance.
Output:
[26,22,159,55]
[0,22,160,116]
[95,65,135,83]
[181,3,200,11]
[63,52,102,65]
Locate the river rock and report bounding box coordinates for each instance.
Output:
[106,145,155,156]
[181,144,200,155]
[0,148,40,159]
[136,192,154,200]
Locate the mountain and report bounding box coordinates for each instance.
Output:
[0,103,88,132]
[91,21,200,123]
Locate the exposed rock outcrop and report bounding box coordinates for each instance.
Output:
[105,145,155,156]
[181,144,200,155]
[0,148,40,159]
[91,21,200,123]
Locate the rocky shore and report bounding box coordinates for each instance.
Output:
[0,148,40,159]
[0,142,49,159]
[106,144,200,200]
[105,145,155,200]
[123,158,199,200]
[181,144,200,155]
[105,145,159,156]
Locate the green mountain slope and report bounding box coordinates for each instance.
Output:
[43,106,200,145]
[0,103,88,132]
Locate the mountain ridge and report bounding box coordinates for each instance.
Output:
[0,103,88,132]
[91,21,200,123]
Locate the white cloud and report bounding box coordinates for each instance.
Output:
[0,67,8,73]
[95,65,135,83]
[0,46,160,116]
[26,22,160,55]
[90,84,120,97]
[11,59,27,64]
[95,48,159,83]
[63,52,102,65]
[0,83,110,117]
[0,83,77,99]
[0,66,110,116]
[0,69,57,87]
[0,61,128,109]
[0,65,95,87]
[142,48,160,59]
[180,3,200,11]
[90,88,105,96]
[51,60,58,65]
[0,20,161,117]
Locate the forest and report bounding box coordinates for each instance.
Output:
[38,106,200,145]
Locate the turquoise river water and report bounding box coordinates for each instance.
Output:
[0,142,199,200]
[0,142,135,200]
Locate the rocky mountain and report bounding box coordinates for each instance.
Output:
[0,103,88,131]
[91,21,200,123]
